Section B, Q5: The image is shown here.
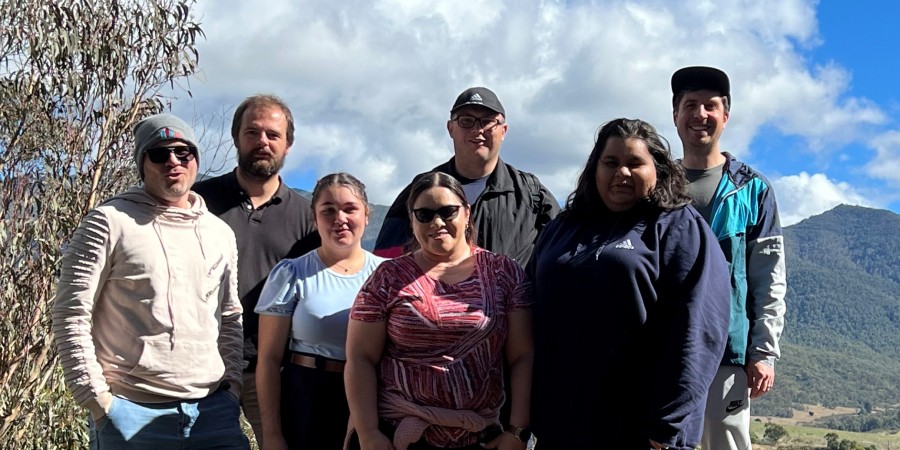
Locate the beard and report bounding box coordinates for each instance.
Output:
[238,150,285,179]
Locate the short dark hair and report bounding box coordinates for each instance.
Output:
[310,172,369,213]
[231,94,295,147]
[564,118,691,219]
[404,172,477,251]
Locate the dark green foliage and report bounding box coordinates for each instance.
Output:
[816,408,900,433]
[763,422,788,443]
[752,205,900,417]
[825,431,878,450]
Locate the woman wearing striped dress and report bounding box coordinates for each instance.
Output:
[345,172,534,450]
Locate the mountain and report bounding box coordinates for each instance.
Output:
[752,205,900,416]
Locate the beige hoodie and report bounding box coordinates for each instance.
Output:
[52,187,243,418]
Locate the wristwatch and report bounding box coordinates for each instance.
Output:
[505,424,533,442]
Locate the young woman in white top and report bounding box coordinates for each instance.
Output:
[255,172,386,450]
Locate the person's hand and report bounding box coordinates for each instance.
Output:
[747,360,775,399]
[649,439,669,449]
[261,434,289,450]
[358,430,395,450]
[91,391,114,426]
[482,431,526,450]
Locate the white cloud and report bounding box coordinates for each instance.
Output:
[177,0,897,221]
[772,172,873,226]
[866,131,900,186]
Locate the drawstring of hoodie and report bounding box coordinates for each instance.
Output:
[120,189,207,351]
[193,220,207,260]
[152,217,178,350]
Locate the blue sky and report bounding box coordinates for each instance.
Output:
[176,0,900,225]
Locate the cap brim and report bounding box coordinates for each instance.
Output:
[451,102,503,114]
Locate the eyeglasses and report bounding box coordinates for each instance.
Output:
[146,146,197,164]
[451,115,504,130]
[412,205,462,223]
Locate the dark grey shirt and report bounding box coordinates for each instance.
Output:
[193,170,320,370]
[684,163,725,223]
[459,174,489,205]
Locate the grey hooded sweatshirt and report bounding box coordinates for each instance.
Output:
[52,187,242,419]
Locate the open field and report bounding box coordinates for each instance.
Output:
[752,405,900,449]
[756,405,859,427]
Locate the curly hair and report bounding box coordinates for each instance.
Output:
[564,118,691,219]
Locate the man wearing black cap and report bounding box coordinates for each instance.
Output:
[374,86,559,266]
[671,66,787,450]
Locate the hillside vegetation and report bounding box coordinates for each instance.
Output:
[751,205,899,417]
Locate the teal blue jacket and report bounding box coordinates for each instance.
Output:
[707,153,786,367]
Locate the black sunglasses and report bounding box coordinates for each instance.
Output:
[412,205,462,223]
[146,146,197,164]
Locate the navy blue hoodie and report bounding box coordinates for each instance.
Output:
[528,203,729,449]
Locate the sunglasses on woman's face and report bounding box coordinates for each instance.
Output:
[146,146,197,164]
[412,205,462,223]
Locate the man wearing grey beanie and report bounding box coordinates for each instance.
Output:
[132,113,201,181]
[53,112,249,448]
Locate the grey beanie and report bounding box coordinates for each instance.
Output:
[133,113,200,179]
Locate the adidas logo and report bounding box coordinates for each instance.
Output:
[469,93,483,102]
[614,239,634,250]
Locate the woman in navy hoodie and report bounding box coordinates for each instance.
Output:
[528,118,730,449]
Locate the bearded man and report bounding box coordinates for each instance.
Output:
[193,95,320,446]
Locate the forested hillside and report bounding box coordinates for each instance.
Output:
[752,205,900,416]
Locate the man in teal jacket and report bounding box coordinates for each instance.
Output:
[671,66,787,450]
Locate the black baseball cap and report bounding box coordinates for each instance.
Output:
[671,66,731,104]
[451,87,505,116]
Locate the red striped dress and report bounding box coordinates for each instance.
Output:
[350,247,533,447]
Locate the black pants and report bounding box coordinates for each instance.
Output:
[280,362,348,449]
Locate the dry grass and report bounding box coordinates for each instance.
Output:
[751,405,900,449]
[754,404,859,427]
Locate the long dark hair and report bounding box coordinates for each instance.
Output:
[404,172,477,252]
[564,118,690,219]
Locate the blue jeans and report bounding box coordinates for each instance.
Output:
[89,389,249,449]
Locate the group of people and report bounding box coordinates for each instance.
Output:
[52,66,786,450]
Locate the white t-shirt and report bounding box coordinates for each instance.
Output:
[255,250,386,360]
